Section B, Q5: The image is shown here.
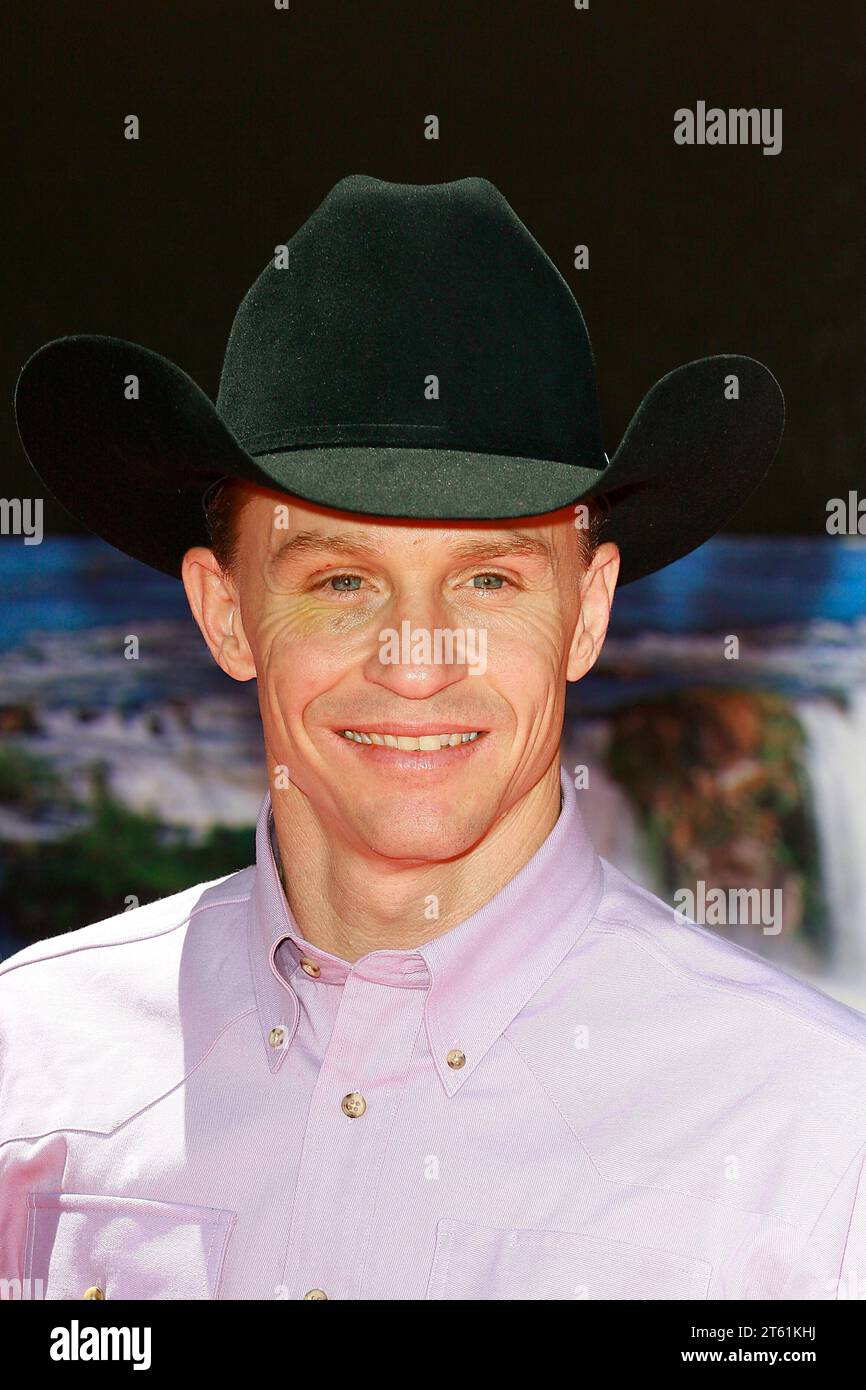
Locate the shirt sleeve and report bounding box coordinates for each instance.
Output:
[780,1138,866,1299]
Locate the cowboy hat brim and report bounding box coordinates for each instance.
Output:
[13,335,784,586]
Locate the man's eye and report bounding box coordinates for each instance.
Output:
[469,573,508,590]
[317,573,364,593]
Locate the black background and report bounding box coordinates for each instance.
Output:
[5,0,863,536]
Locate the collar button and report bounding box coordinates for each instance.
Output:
[446,1048,466,1069]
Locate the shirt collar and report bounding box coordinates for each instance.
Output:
[248,764,604,1093]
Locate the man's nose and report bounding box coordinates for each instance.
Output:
[360,592,483,698]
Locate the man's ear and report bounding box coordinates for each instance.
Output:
[181,547,256,681]
[566,540,620,683]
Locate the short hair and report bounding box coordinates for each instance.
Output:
[202,476,246,578]
[203,478,607,578]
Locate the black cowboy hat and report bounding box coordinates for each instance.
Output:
[14,174,784,585]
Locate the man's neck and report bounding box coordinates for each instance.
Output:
[269,762,563,963]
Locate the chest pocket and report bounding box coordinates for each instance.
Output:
[425,1219,712,1300]
[24,1193,237,1300]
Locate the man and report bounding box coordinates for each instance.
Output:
[3,175,865,1302]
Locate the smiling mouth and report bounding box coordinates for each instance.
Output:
[337,729,485,751]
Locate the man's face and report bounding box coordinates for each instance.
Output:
[183,487,619,863]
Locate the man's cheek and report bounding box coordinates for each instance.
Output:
[258,641,355,734]
[256,595,343,642]
[257,598,381,670]
[483,635,560,692]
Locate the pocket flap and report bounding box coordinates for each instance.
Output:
[426,1218,712,1300]
[24,1192,237,1300]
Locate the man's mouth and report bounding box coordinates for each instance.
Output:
[338,729,484,751]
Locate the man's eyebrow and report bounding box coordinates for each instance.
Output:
[269,532,384,567]
[445,535,553,563]
[268,531,553,567]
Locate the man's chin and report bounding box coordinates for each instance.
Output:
[345,800,496,865]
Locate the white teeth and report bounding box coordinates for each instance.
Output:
[340,729,482,750]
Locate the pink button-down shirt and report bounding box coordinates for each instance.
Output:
[2,764,866,1301]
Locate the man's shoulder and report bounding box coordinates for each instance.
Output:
[587,857,866,1058]
[0,865,258,1142]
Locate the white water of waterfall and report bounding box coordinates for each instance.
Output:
[798,689,866,988]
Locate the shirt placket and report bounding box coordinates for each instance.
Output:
[280,967,427,1301]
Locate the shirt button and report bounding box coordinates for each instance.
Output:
[446,1048,466,1069]
[268,1025,286,1048]
[303,1288,328,1299]
[299,957,321,977]
[82,1285,105,1300]
[341,1091,367,1118]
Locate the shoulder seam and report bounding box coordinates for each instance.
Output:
[0,1004,261,1148]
